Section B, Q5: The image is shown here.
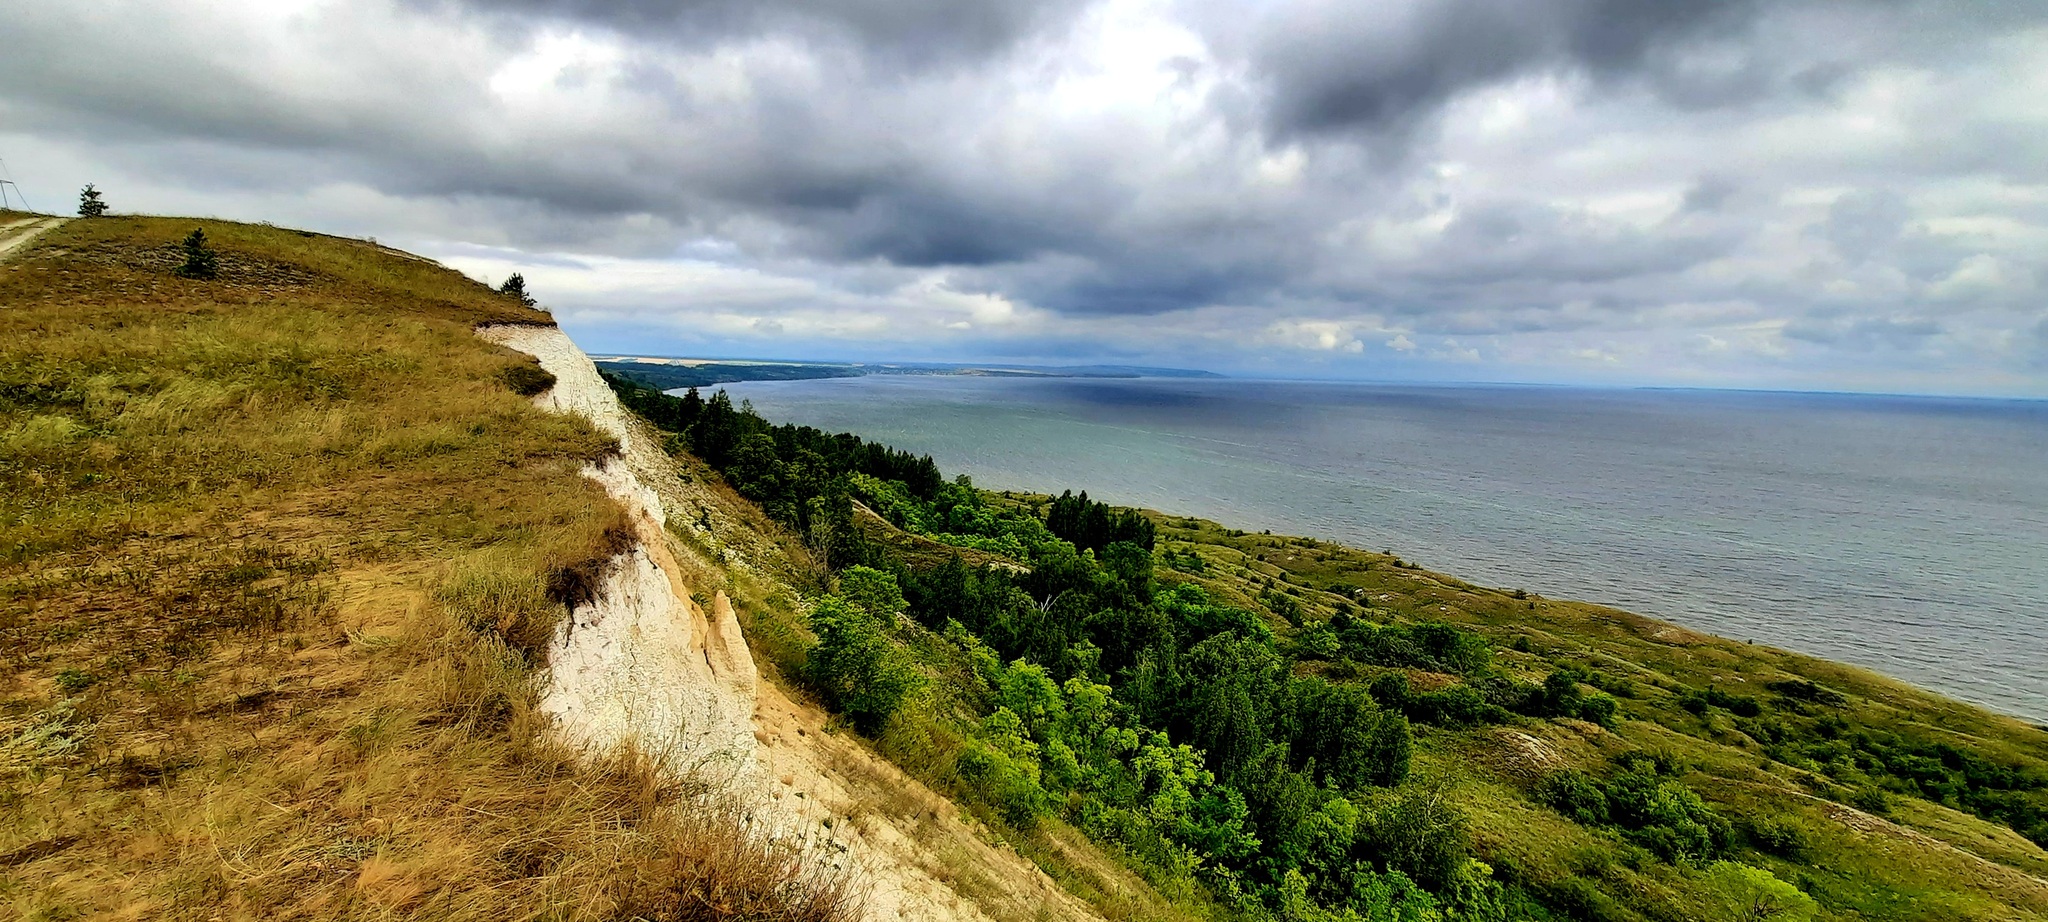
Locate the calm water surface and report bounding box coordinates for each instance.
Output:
[716,376,2048,723]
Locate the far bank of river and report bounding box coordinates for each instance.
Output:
[714,374,2048,724]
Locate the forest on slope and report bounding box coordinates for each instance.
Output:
[604,370,2048,922]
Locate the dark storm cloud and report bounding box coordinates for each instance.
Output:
[1783,315,1944,351]
[2,0,2043,391]
[1231,0,2048,139]
[421,0,1085,65]
[1406,201,1738,285]
[1236,0,1752,137]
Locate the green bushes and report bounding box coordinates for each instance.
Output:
[1681,686,1764,717]
[497,360,556,397]
[1161,546,1207,573]
[1329,612,1490,674]
[1703,861,1817,921]
[803,571,921,735]
[1536,755,1732,864]
[956,707,1050,827]
[1519,668,1621,727]
[1742,816,1812,858]
[1766,678,1846,707]
[1535,771,1610,826]
[1282,677,1411,790]
[1744,704,2048,845]
[1362,789,1471,891]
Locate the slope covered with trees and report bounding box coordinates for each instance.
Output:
[603,372,2048,922]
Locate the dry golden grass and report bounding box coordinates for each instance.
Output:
[0,216,856,921]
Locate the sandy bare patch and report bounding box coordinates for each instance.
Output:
[0,217,67,260]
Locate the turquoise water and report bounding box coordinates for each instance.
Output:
[716,376,2048,724]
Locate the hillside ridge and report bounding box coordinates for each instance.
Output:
[479,323,1105,922]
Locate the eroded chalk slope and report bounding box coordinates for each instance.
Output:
[477,323,1104,922]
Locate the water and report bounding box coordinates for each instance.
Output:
[714,376,2048,724]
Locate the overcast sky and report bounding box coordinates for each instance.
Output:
[5,1,2046,394]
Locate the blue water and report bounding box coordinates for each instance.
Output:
[715,376,2048,724]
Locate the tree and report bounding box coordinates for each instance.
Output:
[498,272,536,307]
[1285,678,1410,790]
[838,566,908,623]
[1179,633,1283,782]
[1703,862,1817,922]
[174,227,217,279]
[804,595,920,734]
[1362,788,1468,891]
[77,184,107,217]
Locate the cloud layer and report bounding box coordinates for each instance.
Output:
[3,0,2044,393]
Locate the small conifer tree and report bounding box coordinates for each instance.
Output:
[175,227,218,279]
[498,272,536,307]
[77,184,107,217]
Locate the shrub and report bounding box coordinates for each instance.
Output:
[1361,789,1469,891]
[1536,770,1610,826]
[957,707,1049,827]
[1605,764,1732,862]
[1703,861,1817,922]
[837,566,907,622]
[1580,692,1620,728]
[1443,859,1509,922]
[804,595,920,735]
[1292,622,1342,660]
[54,668,99,695]
[1743,816,1812,858]
[1767,679,1846,707]
[1410,684,1497,726]
[1682,687,1764,717]
[498,361,556,397]
[174,227,218,279]
[1846,786,1891,816]
[1368,672,1411,712]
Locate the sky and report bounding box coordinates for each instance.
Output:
[3,1,2046,395]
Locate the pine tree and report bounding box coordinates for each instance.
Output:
[77,184,107,217]
[498,273,536,307]
[174,227,217,279]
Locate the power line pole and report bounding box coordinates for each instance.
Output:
[0,181,26,212]
[0,158,30,212]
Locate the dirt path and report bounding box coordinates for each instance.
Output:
[0,216,67,260]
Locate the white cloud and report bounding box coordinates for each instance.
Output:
[1262,319,1368,353]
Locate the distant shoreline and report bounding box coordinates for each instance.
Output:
[593,354,1222,391]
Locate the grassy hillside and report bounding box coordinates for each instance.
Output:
[0,217,851,920]
[600,372,2048,922]
[1132,511,2048,920]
